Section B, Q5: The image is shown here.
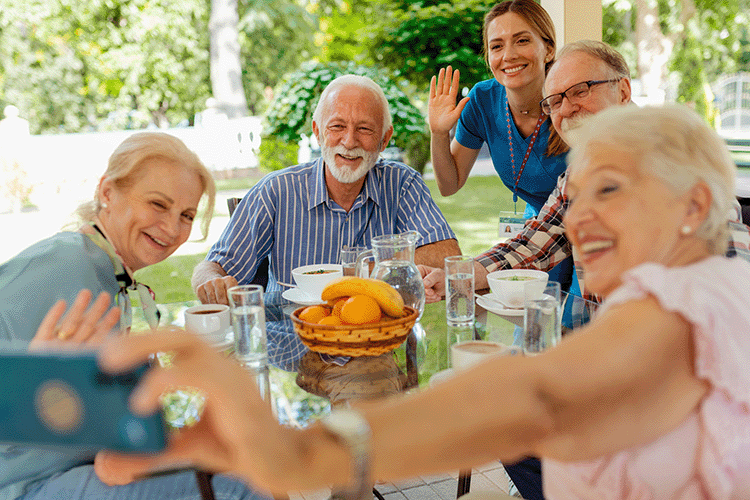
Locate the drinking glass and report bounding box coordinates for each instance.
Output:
[444,255,475,327]
[228,285,268,370]
[340,245,367,277]
[523,281,561,356]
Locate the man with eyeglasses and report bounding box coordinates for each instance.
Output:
[422,40,634,311]
[424,39,750,304]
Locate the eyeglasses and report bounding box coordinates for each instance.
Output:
[539,79,621,115]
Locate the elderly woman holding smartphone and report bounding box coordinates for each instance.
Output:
[101,105,750,499]
[0,133,258,500]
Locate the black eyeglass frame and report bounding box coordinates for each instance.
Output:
[540,79,621,115]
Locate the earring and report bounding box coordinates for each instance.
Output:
[680,225,692,235]
[101,202,108,209]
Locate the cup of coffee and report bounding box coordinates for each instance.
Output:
[450,340,520,371]
[185,304,230,341]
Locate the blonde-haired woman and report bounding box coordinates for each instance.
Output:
[102,105,750,499]
[0,133,259,500]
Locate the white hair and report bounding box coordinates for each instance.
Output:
[569,104,735,255]
[312,75,392,140]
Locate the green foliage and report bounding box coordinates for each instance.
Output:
[0,0,211,133]
[602,0,750,122]
[264,61,428,168]
[258,135,300,172]
[236,0,320,115]
[369,0,495,90]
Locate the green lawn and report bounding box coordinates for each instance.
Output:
[136,175,518,328]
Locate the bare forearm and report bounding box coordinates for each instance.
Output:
[191,260,227,294]
[414,239,461,269]
[363,358,552,482]
[431,132,462,196]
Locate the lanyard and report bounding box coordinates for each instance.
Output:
[505,97,545,211]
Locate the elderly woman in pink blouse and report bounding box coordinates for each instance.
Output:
[98,104,750,499]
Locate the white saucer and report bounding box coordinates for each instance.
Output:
[282,288,324,306]
[476,295,524,327]
[484,293,524,310]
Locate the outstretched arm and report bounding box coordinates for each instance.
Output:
[98,295,705,491]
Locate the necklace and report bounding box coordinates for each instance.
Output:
[505,96,545,212]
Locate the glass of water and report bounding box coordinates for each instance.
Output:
[340,245,367,277]
[228,285,268,370]
[444,255,475,327]
[523,281,561,356]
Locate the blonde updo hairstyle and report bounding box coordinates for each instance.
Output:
[569,104,735,255]
[78,132,215,240]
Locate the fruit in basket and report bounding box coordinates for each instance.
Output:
[318,315,342,326]
[321,277,405,317]
[331,297,347,318]
[299,305,330,323]
[339,295,382,325]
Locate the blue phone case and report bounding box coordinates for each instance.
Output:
[0,347,167,453]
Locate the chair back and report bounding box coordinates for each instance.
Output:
[226,197,270,290]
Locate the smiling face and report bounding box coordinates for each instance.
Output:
[486,12,552,92]
[564,146,691,297]
[544,51,630,145]
[313,85,393,184]
[98,159,202,271]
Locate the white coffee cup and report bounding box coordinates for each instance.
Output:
[450,340,521,371]
[185,304,230,340]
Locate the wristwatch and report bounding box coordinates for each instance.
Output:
[320,408,372,500]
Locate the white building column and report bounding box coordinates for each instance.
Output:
[541,0,602,48]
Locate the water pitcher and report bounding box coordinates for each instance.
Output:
[355,232,425,318]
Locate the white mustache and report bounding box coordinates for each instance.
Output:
[331,145,368,158]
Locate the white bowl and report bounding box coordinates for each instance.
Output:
[486,269,548,309]
[291,264,343,299]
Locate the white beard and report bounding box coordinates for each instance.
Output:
[559,113,592,146]
[322,144,380,183]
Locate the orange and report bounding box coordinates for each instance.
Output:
[340,295,381,325]
[318,315,342,326]
[299,305,330,323]
[331,297,348,318]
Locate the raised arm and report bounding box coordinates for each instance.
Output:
[428,66,478,196]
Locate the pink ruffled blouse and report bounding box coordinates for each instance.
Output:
[543,256,750,500]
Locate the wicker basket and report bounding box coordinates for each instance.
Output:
[291,306,419,357]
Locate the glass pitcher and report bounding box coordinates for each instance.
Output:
[356,232,426,318]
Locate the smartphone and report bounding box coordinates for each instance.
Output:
[0,346,167,453]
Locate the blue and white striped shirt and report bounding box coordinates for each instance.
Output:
[207,158,456,293]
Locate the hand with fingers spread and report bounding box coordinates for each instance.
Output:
[31,290,121,348]
[428,66,471,136]
[97,330,300,494]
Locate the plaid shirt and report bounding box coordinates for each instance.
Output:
[477,171,750,327]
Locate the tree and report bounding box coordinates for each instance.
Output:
[210,0,249,118]
[369,0,496,91]
[0,0,211,133]
[603,0,750,118]
[264,61,431,172]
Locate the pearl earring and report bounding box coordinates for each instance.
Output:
[680,225,692,235]
[102,202,108,209]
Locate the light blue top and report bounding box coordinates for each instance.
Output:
[0,232,119,499]
[455,78,567,212]
[206,158,457,293]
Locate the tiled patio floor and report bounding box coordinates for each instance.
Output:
[288,461,513,500]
